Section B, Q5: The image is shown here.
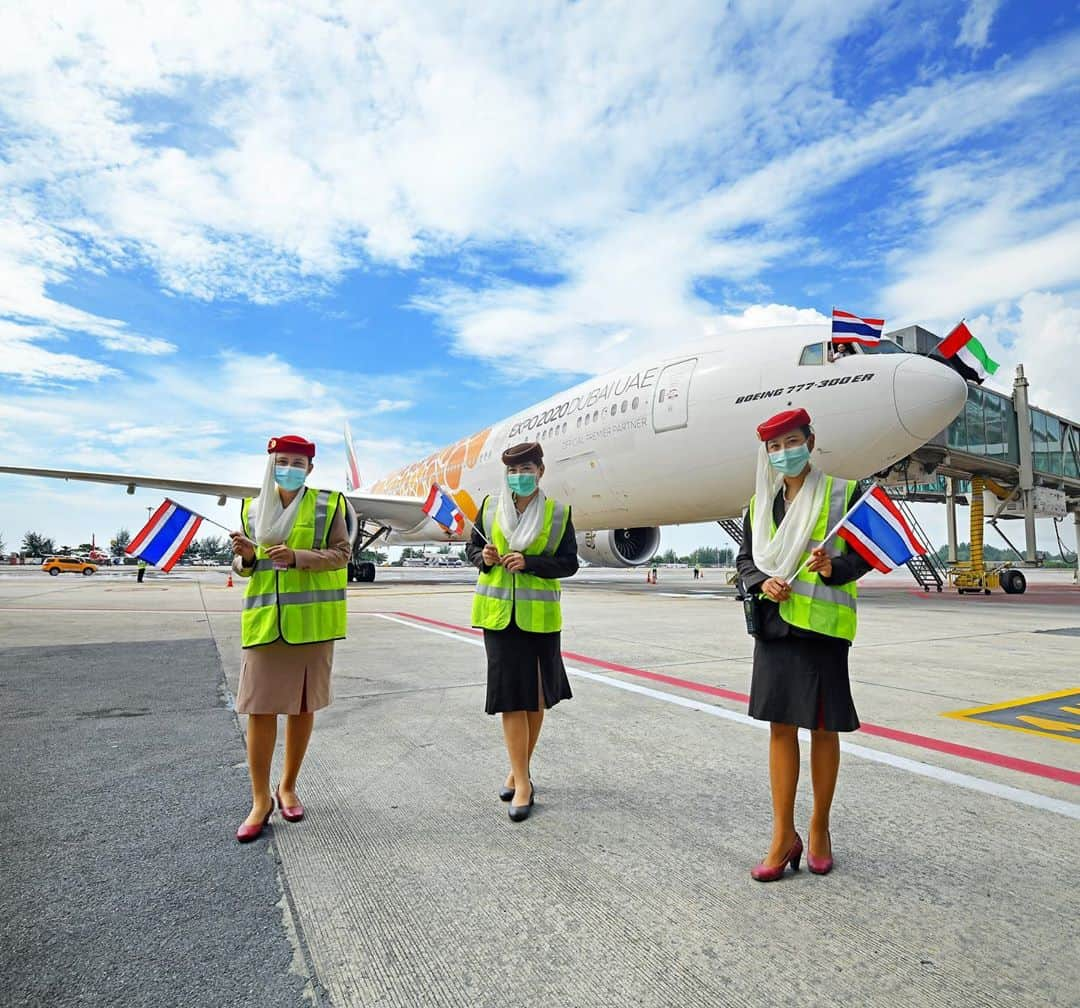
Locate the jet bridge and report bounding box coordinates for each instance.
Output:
[880,325,1080,592]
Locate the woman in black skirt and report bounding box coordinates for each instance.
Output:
[736,408,871,881]
[466,441,578,822]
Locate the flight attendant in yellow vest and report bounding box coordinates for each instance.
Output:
[735,409,872,881]
[228,435,352,843]
[466,442,579,823]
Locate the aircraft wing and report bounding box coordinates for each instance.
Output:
[0,465,429,533]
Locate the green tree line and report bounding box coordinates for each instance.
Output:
[935,543,1076,567]
[655,546,735,567]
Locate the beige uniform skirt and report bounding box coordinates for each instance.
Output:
[233,496,351,716]
[235,640,334,714]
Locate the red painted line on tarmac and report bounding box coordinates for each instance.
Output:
[905,588,1080,601]
[389,610,1080,787]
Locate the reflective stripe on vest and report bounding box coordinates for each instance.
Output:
[239,488,348,647]
[749,475,859,642]
[471,494,570,633]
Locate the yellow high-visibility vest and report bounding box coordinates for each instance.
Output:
[471,495,571,633]
[749,476,859,642]
[240,488,347,647]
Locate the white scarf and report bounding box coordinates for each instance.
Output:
[496,482,547,552]
[250,455,307,546]
[750,445,826,581]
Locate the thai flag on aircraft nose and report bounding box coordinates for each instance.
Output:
[836,485,927,573]
[422,484,465,534]
[831,308,885,344]
[125,499,203,572]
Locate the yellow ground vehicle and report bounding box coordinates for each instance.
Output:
[41,556,99,577]
[945,476,1028,595]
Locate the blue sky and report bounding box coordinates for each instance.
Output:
[1,0,1078,555]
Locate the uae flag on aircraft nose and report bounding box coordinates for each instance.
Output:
[934,321,999,384]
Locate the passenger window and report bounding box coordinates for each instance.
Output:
[799,343,825,365]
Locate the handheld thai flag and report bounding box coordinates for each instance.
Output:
[126,499,204,572]
[831,309,885,345]
[934,321,999,384]
[834,485,927,573]
[422,484,466,536]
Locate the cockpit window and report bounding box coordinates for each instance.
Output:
[799,343,825,365]
[850,340,907,355]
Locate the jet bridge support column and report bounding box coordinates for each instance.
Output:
[1074,511,1079,585]
[946,477,959,564]
[1012,365,1038,564]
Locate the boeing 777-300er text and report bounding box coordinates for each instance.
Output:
[0,324,967,580]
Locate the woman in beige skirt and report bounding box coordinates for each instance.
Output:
[229,434,352,843]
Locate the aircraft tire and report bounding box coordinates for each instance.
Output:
[1001,570,1026,595]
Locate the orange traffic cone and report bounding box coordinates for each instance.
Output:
[226,572,234,588]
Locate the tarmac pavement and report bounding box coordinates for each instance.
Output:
[0,621,316,1005]
[2,570,1078,1007]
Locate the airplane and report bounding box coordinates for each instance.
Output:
[0,324,967,581]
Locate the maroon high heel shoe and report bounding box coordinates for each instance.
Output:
[236,802,273,843]
[807,831,833,875]
[275,786,305,823]
[751,833,803,882]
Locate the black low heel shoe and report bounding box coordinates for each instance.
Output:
[499,778,534,802]
[508,783,535,823]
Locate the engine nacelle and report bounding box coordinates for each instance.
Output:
[576,527,661,568]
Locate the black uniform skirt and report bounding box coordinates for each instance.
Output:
[483,620,573,715]
[748,634,860,732]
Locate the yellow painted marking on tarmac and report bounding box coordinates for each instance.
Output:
[1015,716,1080,733]
[944,688,1080,744]
[945,687,1080,717]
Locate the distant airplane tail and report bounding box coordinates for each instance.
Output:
[344,421,363,491]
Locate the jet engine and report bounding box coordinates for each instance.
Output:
[576,527,661,568]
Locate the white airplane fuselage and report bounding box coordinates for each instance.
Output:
[371,324,968,541]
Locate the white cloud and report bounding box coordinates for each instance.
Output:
[0,3,1077,381]
[0,321,118,383]
[0,347,437,548]
[372,399,413,414]
[964,290,1080,421]
[957,0,1001,52]
[0,215,176,370]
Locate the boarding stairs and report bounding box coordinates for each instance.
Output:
[881,487,946,592]
[717,518,744,546]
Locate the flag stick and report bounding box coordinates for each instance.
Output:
[465,517,490,545]
[790,483,875,580]
[161,497,234,534]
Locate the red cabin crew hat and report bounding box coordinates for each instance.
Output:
[267,434,316,459]
[756,408,812,442]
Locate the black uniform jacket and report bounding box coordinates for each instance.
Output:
[465,497,579,580]
[736,487,872,642]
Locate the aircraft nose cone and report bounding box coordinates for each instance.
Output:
[893,356,968,441]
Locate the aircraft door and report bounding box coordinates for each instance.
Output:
[652,358,697,433]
